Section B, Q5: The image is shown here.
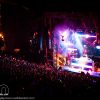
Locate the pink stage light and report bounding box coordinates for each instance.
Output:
[77,34,96,38]
[68,48,77,51]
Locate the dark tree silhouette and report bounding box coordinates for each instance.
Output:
[0,38,4,49]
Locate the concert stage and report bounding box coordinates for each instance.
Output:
[62,65,100,77]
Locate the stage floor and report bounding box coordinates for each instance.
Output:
[62,66,100,77]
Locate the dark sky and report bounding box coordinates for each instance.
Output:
[1,0,100,12]
[0,0,100,51]
[1,3,33,51]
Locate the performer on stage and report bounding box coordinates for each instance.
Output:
[83,45,87,57]
[66,52,71,66]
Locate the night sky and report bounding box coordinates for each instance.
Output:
[0,0,100,52]
[1,3,34,51]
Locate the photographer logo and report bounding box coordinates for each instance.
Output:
[0,84,9,96]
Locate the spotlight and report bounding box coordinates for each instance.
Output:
[85,34,89,38]
[96,46,100,49]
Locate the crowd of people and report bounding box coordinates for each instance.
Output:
[0,53,100,98]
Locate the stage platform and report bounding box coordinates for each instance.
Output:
[62,66,100,77]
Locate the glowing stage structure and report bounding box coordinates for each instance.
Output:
[53,28,97,71]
